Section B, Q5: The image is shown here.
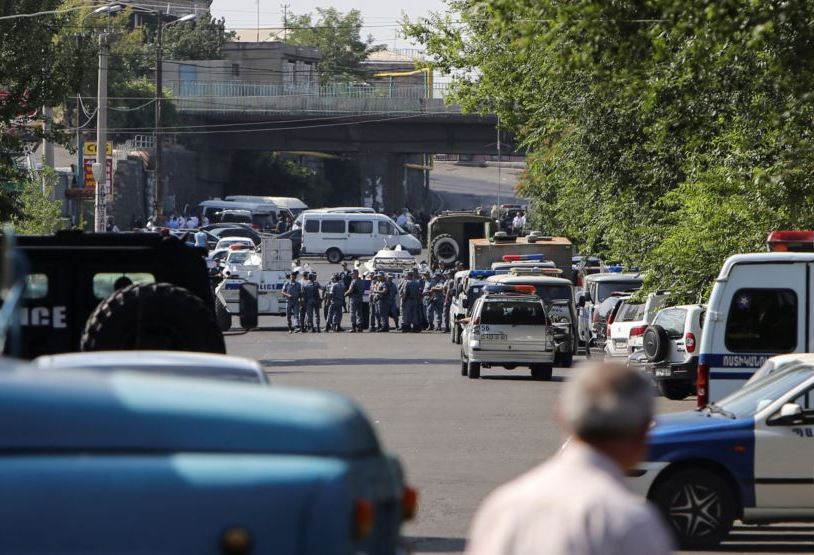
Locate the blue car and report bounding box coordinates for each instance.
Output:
[628,361,814,549]
[0,365,415,554]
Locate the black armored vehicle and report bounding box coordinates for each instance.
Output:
[10,231,225,359]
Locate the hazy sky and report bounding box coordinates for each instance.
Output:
[210,0,445,48]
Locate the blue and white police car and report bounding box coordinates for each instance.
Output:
[629,355,814,549]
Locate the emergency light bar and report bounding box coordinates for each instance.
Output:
[483,284,538,295]
[468,270,496,279]
[510,267,564,276]
[607,264,624,273]
[502,254,546,262]
[767,230,814,252]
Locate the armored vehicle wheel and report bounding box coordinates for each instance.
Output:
[431,234,460,265]
[215,298,232,332]
[81,283,226,354]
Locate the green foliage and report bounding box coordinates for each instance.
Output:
[286,8,385,82]
[11,168,65,235]
[405,0,814,303]
[162,13,235,61]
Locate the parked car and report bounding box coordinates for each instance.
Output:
[460,290,557,380]
[0,365,415,553]
[577,271,643,352]
[33,351,269,385]
[630,305,706,400]
[628,360,814,549]
[604,298,644,358]
[214,237,255,252]
[206,225,262,246]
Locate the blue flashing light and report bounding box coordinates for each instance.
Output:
[607,264,623,273]
[469,270,496,279]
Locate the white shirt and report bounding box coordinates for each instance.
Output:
[512,214,525,230]
[466,442,672,555]
[188,216,199,228]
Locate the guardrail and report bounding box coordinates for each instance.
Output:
[165,80,449,100]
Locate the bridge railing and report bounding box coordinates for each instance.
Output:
[165,80,449,100]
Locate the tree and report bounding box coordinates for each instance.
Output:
[286,8,385,82]
[405,0,814,302]
[12,168,65,235]
[162,13,235,61]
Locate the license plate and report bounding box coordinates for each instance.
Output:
[655,367,671,377]
[614,340,628,349]
[481,333,507,341]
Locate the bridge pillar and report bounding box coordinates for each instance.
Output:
[360,153,405,215]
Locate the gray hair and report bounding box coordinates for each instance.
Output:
[561,363,654,442]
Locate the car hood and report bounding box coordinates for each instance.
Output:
[0,368,380,457]
[648,411,753,460]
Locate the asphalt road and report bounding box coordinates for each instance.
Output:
[430,161,528,211]
[225,261,814,555]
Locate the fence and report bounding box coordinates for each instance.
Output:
[165,80,449,100]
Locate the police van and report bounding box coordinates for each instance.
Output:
[698,230,814,406]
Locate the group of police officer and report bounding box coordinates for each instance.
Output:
[280,262,462,334]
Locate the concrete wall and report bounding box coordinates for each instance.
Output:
[222,42,321,86]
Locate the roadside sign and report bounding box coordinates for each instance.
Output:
[83,141,113,157]
[83,158,113,194]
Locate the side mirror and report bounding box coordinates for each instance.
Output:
[771,402,804,425]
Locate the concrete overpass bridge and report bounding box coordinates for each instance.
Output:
[164,81,520,212]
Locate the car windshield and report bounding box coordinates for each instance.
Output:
[597,281,642,302]
[716,365,814,418]
[480,300,545,325]
[227,252,251,264]
[653,308,687,339]
[532,285,571,302]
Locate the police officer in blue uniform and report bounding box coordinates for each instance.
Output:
[401,270,423,332]
[373,273,390,332]
[386,274,399,329]
[282,271,302,333]
[425,272,445,331]
[302,272,320,332]
[327,273,345,331]
[345,269,365,332]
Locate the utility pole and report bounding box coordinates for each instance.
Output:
[154,17,163,222]
[95,33,109,233]
[282,4,289,41]
[496,116,502,207]
[256,0,260,42]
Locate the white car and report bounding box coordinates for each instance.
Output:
[460,291,557,380]
[604,297,642,358]
[630,304,706,400]
[33,351,269,385]
[628,359,814,549]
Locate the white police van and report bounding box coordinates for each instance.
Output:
[698,231,814,406]
[629,355,814,549]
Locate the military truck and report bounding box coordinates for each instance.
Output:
[427,211,494,268]
[10,230,225,359]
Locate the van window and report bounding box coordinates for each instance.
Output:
[349,221,373,234]
[304,219,319,233]
[321,220,345,233]
[379,221,394,235]
[725,289,797,353]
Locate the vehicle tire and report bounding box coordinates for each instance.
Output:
[215,298,232,332]
[643,325,670,362]
[326,248,344,264]
[467,361,481,379]
[81,283,226,354]
[658,380,694,401]
[431,234,459,265]
[558,352,574,368]
[461,358,468,376]
[651,468,736,550]
[531,364,553,381]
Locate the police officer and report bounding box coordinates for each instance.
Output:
[386,274,399,329]
[443,271,455,333]
[373,273,390,332]
[425,272,445,331]
[400,270,422,332]
[282,271,302,333]
[417,270,429,330]
[312,272,324,333]
[327,273,346,331]
[301,272,320,332]
[345,269,364,332]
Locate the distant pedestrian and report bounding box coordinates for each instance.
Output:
[400,270,422,332]
[302,272,320,333]
[201,214,210,226]
[327,274,345,331]
[466,362,672,555]
[512,211,526,234]
[188,214,199,228]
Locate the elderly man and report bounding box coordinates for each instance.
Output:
[466,363,672,555]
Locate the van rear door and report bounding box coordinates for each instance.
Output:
[705,262,807,402]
